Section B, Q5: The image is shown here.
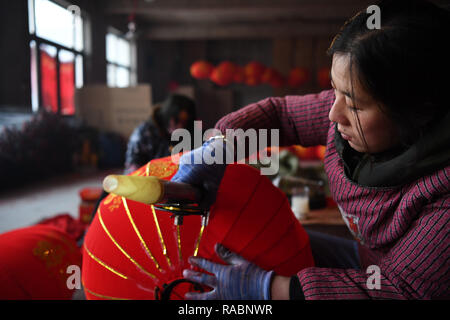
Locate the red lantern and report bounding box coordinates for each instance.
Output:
[262,68,285,88]
[244,61,266,86]
[210,61,236,86]
[82,156,315,300]
[190,60,214,80]
[233,65,245,83]
[317,67,332,89]
[0,225,82,299]
[261,68,276,84]
[287,67,310,88]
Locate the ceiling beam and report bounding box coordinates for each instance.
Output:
[140,21,343,40]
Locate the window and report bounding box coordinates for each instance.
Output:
[28,0,84,115]
[106,32,136,88]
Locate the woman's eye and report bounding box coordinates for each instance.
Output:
[348,106,360,112]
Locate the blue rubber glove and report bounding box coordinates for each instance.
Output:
[171,137,230,208]
[182,244,275,300]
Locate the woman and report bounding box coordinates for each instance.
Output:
[172,0,450,299]
[124,94,196,174]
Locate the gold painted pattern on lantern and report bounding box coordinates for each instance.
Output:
[33,240,65,268]
[146,159,179,178]
[150,204,172,268]
[122,197,162,272]
[83,243,128,280]
[193,224,205,257]
[103,194,122,212]
[98,208,157,280]
[82,280,129,300]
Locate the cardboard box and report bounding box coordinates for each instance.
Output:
[75,85,153,139]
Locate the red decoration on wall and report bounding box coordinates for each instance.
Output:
[190,60,214,80]
[59,61,75,115]
[317,67,332,89]
[41,51,58,113]
[210,61,236,86]
[244,61,266,86]
[287,67,310,88]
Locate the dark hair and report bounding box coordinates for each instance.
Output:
[156,94,197,132]
[328,0,450,148]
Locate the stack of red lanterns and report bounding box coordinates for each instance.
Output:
[190,60,331,89]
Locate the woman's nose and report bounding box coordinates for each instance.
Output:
[329,95,349,125]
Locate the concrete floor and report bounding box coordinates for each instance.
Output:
[0,168,121,235]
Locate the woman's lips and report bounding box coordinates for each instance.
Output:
[339,131,352,141]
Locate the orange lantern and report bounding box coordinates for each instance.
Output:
[210,61,236,86]
[190,60,214,80]
[317,67,332,89]
[287,67,310,88]
[244,61,266,86]
[82,156,315,300]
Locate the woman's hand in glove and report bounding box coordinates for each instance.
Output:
[171,136,232,208]
[182,243,275,300]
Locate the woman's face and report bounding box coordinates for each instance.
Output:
[328,54,400,154]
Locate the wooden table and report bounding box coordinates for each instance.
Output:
[299,206,345,225]
[297,206,354,239]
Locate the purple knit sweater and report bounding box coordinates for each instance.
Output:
[215,89,449,299]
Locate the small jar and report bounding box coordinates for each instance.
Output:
[291,186,310,220]
[79,187,103,224]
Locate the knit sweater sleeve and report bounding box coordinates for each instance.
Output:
[296,194,450,299]
[214,89,335,147]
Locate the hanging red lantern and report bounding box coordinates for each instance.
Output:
[82,156,315,300]
[262,68,285,88]
[232,65,245,83]
[317,67,332,89]
[190,60,214,80]
[244,61,266,86]
[287,67,310,88]
[261,68,276,84]
[269,73,285,88]
[210,61,236,86]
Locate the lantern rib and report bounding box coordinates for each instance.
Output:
[122,197,162,272]
[98,208,157,280]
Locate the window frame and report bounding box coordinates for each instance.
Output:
[28,0,85,115]
[106,28,137,88]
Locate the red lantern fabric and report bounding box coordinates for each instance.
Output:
[190,60,214,80]
[210,61,236,86]
[0,225,82,300]
[244,61,266,86]
[82,156,314,300]
[287,67,310,88]
[233,65,245,83]
[262,68,285,88]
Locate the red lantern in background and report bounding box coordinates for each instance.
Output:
[233,65,245,83]
[262,68,285,88]
[244,61,266,86]
[287,67,310,88]
[190,60,214,80]
[210,61,236,86]
[317,67,332,89]
[269,73,285,88]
